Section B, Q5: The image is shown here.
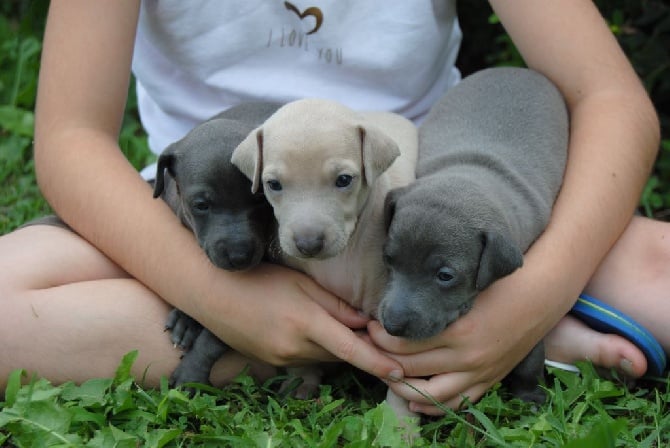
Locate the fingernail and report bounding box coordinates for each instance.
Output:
[388,370,403,382]
[620,359,634,376]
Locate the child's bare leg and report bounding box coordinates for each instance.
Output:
[545,216,670,377]
[0,225,271,389]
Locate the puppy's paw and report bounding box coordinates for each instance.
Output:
[165,308,203,350]
[510,385,546,406]
[279,366,324,400]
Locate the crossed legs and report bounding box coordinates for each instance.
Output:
[0,224,274,390]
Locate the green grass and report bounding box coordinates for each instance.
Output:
[2,3,670,447]
[1,354,669,447]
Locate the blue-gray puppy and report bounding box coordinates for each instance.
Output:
[154,102,281,386]
[380,67,568,402]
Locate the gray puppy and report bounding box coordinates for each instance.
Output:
[380,68,568,402]
[153,102,281,386]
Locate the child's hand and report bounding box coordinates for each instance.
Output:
[198,262,404,381]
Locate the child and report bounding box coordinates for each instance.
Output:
[0,1,665,414]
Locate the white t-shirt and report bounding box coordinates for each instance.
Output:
[132,0,462,178]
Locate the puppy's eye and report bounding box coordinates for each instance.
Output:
[191,199,210,213]
[266,180,283,191]
[436,267,455,284]
[335,174,353,188]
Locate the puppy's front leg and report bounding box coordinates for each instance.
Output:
[170,329,230,387]
[385,389,420,442]
[502,341,546,404]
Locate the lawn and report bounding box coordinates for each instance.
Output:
[1,2,670,446]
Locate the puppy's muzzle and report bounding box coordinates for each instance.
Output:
[380,292,453,340]
[210,239,261,271]
[380,300,418,338]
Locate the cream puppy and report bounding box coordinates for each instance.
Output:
[232,98,418,422]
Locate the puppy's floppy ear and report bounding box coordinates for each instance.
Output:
[358,125,400,185]
[475,230,523,290]
[383,187,405,232]
[232,128,264,193]
[153,143,178,198]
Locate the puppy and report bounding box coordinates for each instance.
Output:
[153,102,281,386]
[380,67,569,403]
[232,98,419,415]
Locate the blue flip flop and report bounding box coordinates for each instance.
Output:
[569,293,667,377]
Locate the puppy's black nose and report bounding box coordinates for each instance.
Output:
[382,317,410,337]
[227,249,255,269]
[381,302,411,337]
[216,241,258,270]
[294,233,324,257]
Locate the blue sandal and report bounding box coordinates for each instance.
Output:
[568,293,667,377]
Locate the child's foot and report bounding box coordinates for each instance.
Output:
[544,314,647,377]
[583,216,670,355]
